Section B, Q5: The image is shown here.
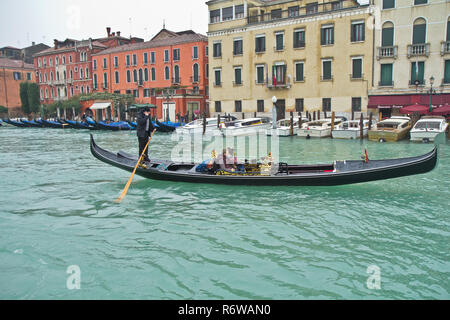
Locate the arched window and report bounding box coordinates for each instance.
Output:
[144,68,149,82]
[193,63,199,82]
[86,68,89,79]
[447,16,450,42]
[127,70,131,83]
[151,68,156,81]
[381,22,394,47]
[174,65,180,83]
[93,74,98,89]
[165,66,170,80]
[64,87,67,97]
[115,71,119,84]
[80,68,83,80]
[138,69,143,84]
[50,72,53,81]
[133,69,138,82]
[70,70,73,79]
[413,18,426,44]
[103,73,108,88]
[63,70,66,80]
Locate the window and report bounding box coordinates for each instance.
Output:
[13,72,21,80]
[126,55,131,66]
[447,18,450,42]
[414,0,427,5]
[103,73,108,88]
[352,98,362,112]
[206,63,209,79]
[93,59,97,70]
[193,46,198,59]
[55,57,59,65]
[50,72,53,81]
[322,60,332,80]
[143,53,148,64]
[235,5,244,19]
[115,71,119,84]
[306,3,318,15]
[173,49,180,61]
[163,50,169,63]
[94,74,98,89]
[165,66,170,80]
[85,68,89,79]
[332,1,342,10]
[257,100,265,112]
[193,63,199,82]
[296,99,304,112]
[271,9,281,20]
[214,69,221,86]
[410,61,425,85]
[234,67,242,85]
[295,62,304,82]
[80,69,83,79]
[351,21,365,42]
[151,52,155,64]
[322,98,331,112]
[151,68,156,81]
[275,32,284,51]
[205,46,209,57]
[380,63,393,86]
[63,70,67,80]
[235,101,242,112]
[70,70,73,79]
[133,69,138,82]
[144,68,149,82]
[256,65,265,84]
[49,58,52,66]
[213,42,222,58]
[272,64,287,85]
[138,69,143,84]
[71,87,74,96]
[215,101,222,113]
[255,35,266,53]
[69,55,72,63]
[62,56,66,64]
[289,6,299,17]
[222,7,233,21]
[114,56,119,67]
[233,38,243,55]
[133,90,139,98]
[26,73,31,81]
[321,25,334,45]
[43,58,46,67]
[294,29,305,48]
[174,65,180,83]
[210,9,220,23]
[382,23,394,47]
[444,60,450,84]
[352,58,363,79]
[144,89,150,97]
[38,59,41,68]
[413,19,426,44]
[127,70,131,83]
[383,0,395,9]
[131,54,136,66]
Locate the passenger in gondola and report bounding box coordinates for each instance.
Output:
[137,107,154,167]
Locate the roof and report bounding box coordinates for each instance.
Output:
[33,40,107,58]
[0,57,34,69]
[93,30,207,56]
[1,46,21,50]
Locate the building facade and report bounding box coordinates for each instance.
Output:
[207,0,374,119]
[0,47,22,60]
[369,0,450,117]
[0,57,35,111]
[91,29,209,120]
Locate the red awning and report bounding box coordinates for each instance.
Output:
[368,95,412,109]
[431,105,450,116]
[400,104,430,115]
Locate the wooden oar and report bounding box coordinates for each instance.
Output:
[115,129,157,203]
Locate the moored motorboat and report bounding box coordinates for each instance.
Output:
[298,118,345,138]
[221,117,271,136]
[90,135,438,186]
[267,118,309,136]
[410,116,448,143]
[176,118,223,135]
[368,116,412,142]
[332,120,374,139]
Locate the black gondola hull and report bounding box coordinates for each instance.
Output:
[90,135,438,186]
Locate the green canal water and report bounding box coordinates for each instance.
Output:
[0,126,449,300]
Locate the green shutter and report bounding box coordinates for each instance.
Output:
[323,61,331,79]
[235,68,241,84]
[411,62,424,84]
[413,24,426,44]
[380,64,393,85]
[447,21,450,41]
[444,61,450,83]
[382,28,394,46]
[352,59,362,78]
[296,63,304,81]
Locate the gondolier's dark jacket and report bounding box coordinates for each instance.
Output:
[136,112,154,138]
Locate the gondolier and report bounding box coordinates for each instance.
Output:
[137,107,154,164]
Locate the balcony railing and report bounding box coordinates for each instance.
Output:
[441,41,450,55]
[377,46,398,59]
[267,79,290,89]
[247,1,356,25]
[190,76,200,83]
[409,79,425,86]
[407,43,430,58]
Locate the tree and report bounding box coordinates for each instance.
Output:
[27,82,41,114]
[20,82,30,115]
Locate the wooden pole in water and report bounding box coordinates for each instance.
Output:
[203,112,207,135]
[298,116,303,129]
[242,112,245,120]
[360,113,364,139]
[290,111,294,136]
[331,111,335,133]
[351,110,355,121]
[369,112,373,130]
[318,110,321,120]
[308,112,311,122]
[313,111,316,121]
[217,114,220,128]
[254,112,257,118]
[379,112,382,122]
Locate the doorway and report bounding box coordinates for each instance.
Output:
[276,99,286,120]
[163,103,176,122]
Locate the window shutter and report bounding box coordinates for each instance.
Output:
[352,59,362,78]
[381,28,394,47]
[413,24,426,44]
[444,60,450,83]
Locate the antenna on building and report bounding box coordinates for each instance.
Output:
[129,17,132,37]
[163,19,166,29]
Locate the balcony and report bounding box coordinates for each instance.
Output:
[190,76,200,83]
[441,41,450,55]
[267,79,291,89]
[172,78,181,85]
[138,80,144,87]
[377,46,398,59]
[407,43,430,58]
[409,79,425,86]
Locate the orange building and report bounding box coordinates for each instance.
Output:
[91,29,209,120]
[0,57,35,113]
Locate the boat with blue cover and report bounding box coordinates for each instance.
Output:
[5,119,29,128]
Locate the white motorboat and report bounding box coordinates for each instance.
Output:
[410,116,448,142]
[176,118,223,135]
[332,120,374,139]
[266,118,309,136]
[298,118,345,138]
[221,117,272,136]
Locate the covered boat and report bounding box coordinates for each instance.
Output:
[410,116,449,143]
[4,119,29,128]
[90,135,438,186]
[368,116,412,142]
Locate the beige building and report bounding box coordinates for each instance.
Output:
[369,0,450,117]
[206,0,375,119]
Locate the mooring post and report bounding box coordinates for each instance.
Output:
[217,114,221,128]
[318,110,321,120]
[331,111,335,134]
[242,112,245,120]
[290,111,294,136]
[369,112,373,130]
[203,112,207,135]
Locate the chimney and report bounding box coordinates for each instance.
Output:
[112,32,116,37]
[54,39,58,49]
[106,27,111,37]
[32,41,35,46]
[117,31,121,37]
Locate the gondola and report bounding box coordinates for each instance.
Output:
[41,119,68,129]
[21,119,44,128]
[64,120,92,130]
[5,119,29,128]
[155,119,176,133]
[96,121,133,131]
[90,135,438,186]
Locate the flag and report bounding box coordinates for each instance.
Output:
[365,148,369,163]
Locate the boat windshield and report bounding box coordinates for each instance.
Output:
[414,122,441,130]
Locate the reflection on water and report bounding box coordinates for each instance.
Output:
[0,127,449,299]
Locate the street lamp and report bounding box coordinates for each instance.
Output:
[272,96,277,129]
[428,76,436,113]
